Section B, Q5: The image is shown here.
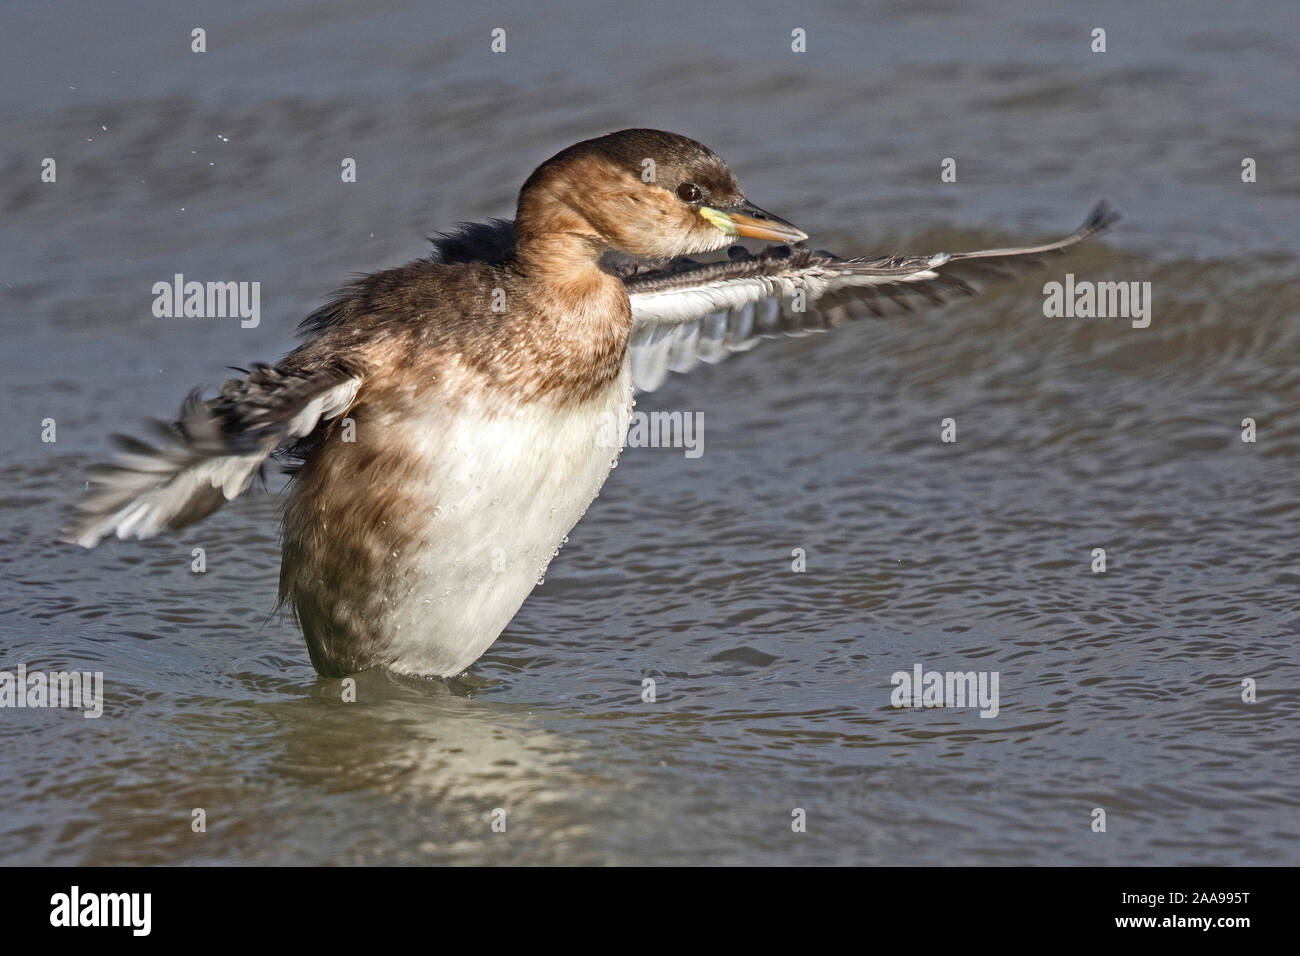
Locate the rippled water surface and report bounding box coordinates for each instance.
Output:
[2,0,1299,864]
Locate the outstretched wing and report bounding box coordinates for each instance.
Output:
[623,201,1119,391]
[67,360,361,548]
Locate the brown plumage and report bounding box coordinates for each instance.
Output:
[71,128,808,677]
[67,128,1115,679]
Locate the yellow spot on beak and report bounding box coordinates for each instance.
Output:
[699,205,809,243]
[699,207,738,236]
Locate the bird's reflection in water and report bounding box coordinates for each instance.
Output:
[254,669,616,863]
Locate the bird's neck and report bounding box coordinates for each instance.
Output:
[513,191,631,340]
[515,187,602,269]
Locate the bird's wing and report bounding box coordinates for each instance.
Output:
[67,361,361,548]
[623,201,1119,392]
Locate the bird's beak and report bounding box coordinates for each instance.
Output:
[700,200,809,244]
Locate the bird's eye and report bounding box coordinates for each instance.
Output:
[676,182,702,203]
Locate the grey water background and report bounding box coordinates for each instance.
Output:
[1,0,1298,865]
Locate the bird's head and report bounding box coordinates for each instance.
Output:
[515,128,808,262]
